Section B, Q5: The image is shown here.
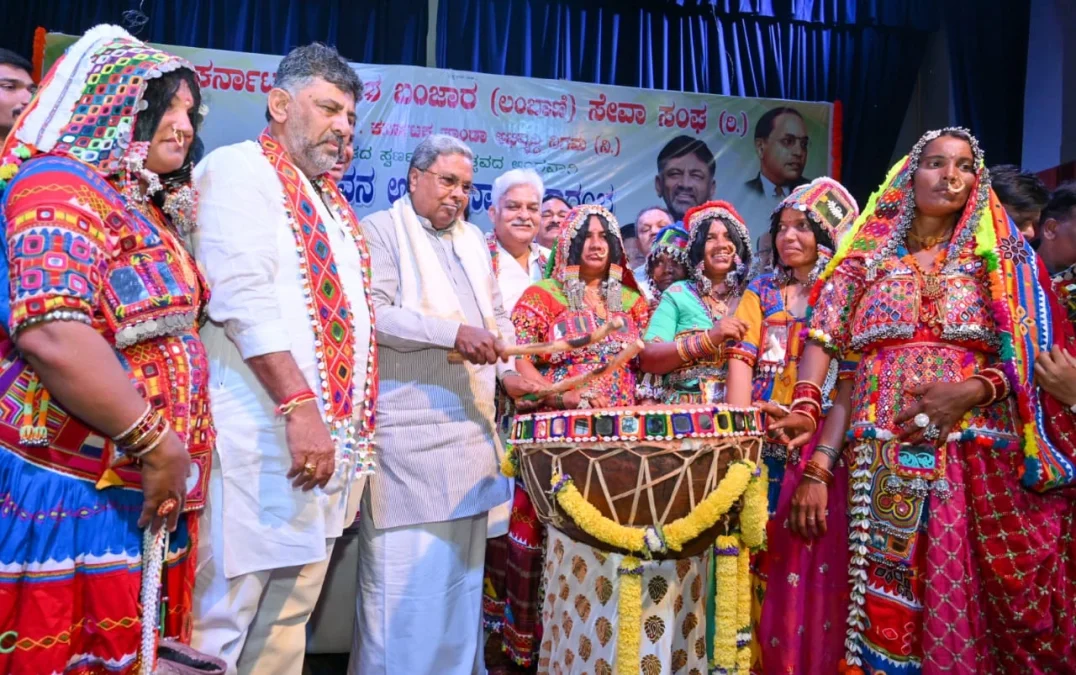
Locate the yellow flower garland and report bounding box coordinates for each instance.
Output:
[500,444,518,478]
[739,464,768,550]
[549,460,757,556]
[735,545,753,670]
[616,556,644,675]
[547,459,762,674]
[711,535,740,672]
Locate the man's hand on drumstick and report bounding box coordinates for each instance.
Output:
[454,325,504,365]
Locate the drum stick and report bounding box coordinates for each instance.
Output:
[447,316,625,364]
[528,339,645,400]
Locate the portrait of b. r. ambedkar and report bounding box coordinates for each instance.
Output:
[745,106,810,199]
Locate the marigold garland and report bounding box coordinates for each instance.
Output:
[548,460,760,673]
[739,464,768,550]
[500,443,518,478]
[615,556,644,675]
[711,535,741,673]
[549,460,757,556]
[735,543,753,670]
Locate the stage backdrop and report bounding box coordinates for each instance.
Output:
[43,33,835,241]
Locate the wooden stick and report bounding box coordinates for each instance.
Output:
[530,339,645,399]
[447,316,625,364]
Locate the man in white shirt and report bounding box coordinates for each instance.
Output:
[480,169,547,650]
[487,168,549,313]
[189,44,376,675]
[631,206,673,301]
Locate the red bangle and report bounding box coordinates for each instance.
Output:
[276,389,317,417]
[803,459,834,486]
[792,380,824,407]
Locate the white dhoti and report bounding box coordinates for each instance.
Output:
[538,526,710,675]
[350,489,488,675]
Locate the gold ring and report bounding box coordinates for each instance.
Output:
[303,462,316,475]
[157,498,178,516]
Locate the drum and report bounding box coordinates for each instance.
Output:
[508,403,763,558]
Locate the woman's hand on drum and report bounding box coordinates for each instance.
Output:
[757,401,815,449]
[790,475,828,540]
[560,390,608,410]
[503,372,545,401]
[707,317,749,345]
[139,431,190,533]
[894,379,986,446]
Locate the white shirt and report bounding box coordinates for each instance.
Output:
[633,262,654,303]
[495,239,549,314]
[486,238,547,538]
[759,172,787,198]
[192,141,372,579]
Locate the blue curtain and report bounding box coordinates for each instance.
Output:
[437,0,940,203]
[944,0,1030,166]
[2,0,427,66]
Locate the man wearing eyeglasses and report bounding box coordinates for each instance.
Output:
[745,106,811,199]
[353,134,541,675]
[0,49,34,145]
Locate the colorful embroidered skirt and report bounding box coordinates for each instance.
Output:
[538,526,709,674]
[846,437,1076,674]
[0,450,196,674]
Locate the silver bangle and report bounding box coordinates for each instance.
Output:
[814,444,841,463]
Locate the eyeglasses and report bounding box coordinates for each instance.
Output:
[421,169,478,197]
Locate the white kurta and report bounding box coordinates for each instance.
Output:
[191,140,371,579]
[495,239,549,314]
[487,239,549,538]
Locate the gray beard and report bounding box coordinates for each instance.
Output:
[283,118,339,178]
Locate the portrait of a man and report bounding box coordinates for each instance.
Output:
[654,135,716,222]
[745,106,810,198]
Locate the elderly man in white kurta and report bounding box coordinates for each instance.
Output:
[189,44,376,675]
[481,168,548,636]
[349,135,541,675]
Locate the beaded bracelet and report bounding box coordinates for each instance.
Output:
[276,390,317,417]
[802,459,834,486]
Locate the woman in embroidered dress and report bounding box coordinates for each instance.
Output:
[724,178,859,674]
[0,27,213,674]
[639,201,752,404]
[636,223,690,402]
[497,204,648,668]
[509,204,711,673]
[772,128,1076,673]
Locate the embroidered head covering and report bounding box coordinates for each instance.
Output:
[683,200,753,293]
[645,224,690,270]
[770,177,859,282]
[544,203,640,311]
[0,25,201,231]
[775,176,859,247]
[813,127,1073,492]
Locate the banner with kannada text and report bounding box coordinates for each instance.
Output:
[44,33,835,242]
